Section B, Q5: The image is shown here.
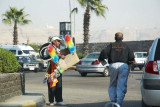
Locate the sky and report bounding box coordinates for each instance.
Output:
[0,0,160,30]
[0,0,160,44]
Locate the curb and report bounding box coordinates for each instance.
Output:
[0,94,45,107]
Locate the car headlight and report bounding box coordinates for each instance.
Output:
[23,64,26,68]
[36,64,39,68]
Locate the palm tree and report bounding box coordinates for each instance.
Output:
[75,0,108,54]
[2,7,31,45]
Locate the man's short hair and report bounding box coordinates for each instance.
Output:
[115,32,123,41]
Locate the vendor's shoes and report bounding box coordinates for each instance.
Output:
[49,102,54,106]
[56,102,67,106]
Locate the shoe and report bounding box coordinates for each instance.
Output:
[56,102,67,106]
[104,102,120,107]
[50,102,54,106]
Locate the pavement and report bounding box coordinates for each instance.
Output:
[0,93,45,107]
[0,69,142,107]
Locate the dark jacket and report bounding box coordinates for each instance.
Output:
[99,41,134,64]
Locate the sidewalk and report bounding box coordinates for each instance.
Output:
[0,93,45,107]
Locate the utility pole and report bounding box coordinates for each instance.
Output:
[69,0,72,37]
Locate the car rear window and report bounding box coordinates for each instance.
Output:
[135,53,147,58]
[86,53,100,59]
[154,39,160,60]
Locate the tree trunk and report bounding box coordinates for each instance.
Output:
[13,23,18,45]
[83,7,90,54]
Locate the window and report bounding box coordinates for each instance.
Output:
[60,23,65,31]
[23,50,30,54]
[9,50,16,55]
[23,50,35,54]
[86,53,100,59]
[143,53,148,58]
[135,53,147,58]
[154,39,160,60]
[18,50,22,55]
[22,56,32,63]
[135,53,142,58]
[66,23,71,30]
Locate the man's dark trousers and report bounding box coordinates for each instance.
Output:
[47,74,63,103]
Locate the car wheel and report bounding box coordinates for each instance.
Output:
[131,66,134,71]
[34,69,38,73]
[102,67,109,77]
[139,67,144,71]
[80,73,87,77]
[142,99,151,107]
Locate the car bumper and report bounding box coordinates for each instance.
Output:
[141,79,160,106]
[132,63,144,67]
[141,87,160,106]
[76,66,105,73]
[23,66,39,71]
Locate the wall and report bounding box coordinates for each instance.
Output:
[0,73,24,102]
[76,40,153,53]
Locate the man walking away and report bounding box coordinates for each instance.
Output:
[99,32,135,107]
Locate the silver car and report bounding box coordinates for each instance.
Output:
[76,52,109,77]
[141,37,160,107]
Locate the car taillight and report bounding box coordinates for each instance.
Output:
[92,60,100,65]
[78,61,82,65]
[145,61,159,75]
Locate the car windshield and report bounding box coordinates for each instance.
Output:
[23,50,35,54]
[135,53,147,58]
[31,54,40,60]
[16,56,32,63]
[85,53,100,59]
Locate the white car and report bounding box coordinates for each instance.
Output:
[141,37,160,106]
[131,52,148,70]
[76,52,109,77]
[0,45,35,56]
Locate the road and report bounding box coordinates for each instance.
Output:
[25,69,143,107]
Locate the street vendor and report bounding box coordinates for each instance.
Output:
[45,36,66,106]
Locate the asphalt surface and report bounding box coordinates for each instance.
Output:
[25,69,143,107]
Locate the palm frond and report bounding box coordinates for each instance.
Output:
[20,8,24,12]
[2,19,12,25]
[2,7,31,26]
[71,7,78,14]
[77,0,86,7]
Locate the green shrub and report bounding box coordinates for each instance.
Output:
[77,53,87,59]
[0,60,2,72]
[0,48,21,73]
[29,44,39,52]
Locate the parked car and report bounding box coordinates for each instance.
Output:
[16,56,40,72]
[76,52,109,77]
[30,53,48,69]
[131,52,148,71]
[141,37,160,107]
[0,45,35,56]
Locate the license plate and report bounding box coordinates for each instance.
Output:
[82,62,90,65]
[29,67,35,70]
